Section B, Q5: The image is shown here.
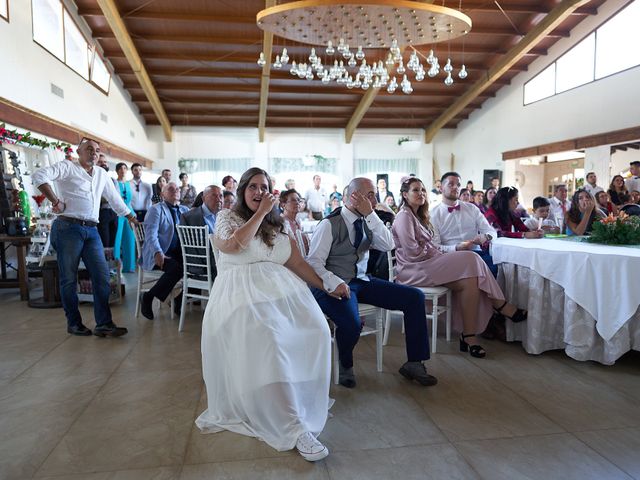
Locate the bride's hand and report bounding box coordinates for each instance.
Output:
[256,191,276,217]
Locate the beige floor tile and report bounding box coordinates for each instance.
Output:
[36,370,203,476]
[473,349,640,431]
[455,433,632,480]
[0,374,108,480]
[118,330,201,373]
[325,444,479,480]
[181,456,329,480]
[35,466,181,480]
[575,428,640,479]
[0,329,69,379]
[566,352,640,403]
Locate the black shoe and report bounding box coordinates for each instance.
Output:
[494,301,528,323]
[399,362,438,386]
[460,333,486,358]
[338,364,356,388]
[67,324,92,336]
[140,292,154,320]
[94,323,128,337]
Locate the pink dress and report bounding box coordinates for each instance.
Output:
[391,207,504,334]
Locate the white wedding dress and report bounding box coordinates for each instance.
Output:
[195,209,332,451]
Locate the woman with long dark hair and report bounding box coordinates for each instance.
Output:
[485,187,543,239]
[608,175,628,206]
[391,178,527,359]
[566,189,605,236]
[196,167,333,462]
[151,176,166,204]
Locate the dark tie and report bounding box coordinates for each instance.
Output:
[353,218,364,249]
[167,203,181,251]
[448,204,461,213]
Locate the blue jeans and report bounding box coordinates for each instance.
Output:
[475,249,498,278]
[50,219,112,328]
[312,277,430,369]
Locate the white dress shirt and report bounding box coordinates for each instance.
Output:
[430,201,496,253]
[584,183,604,197]
[307,207,395,292]
[32,161,130,222]
[130,179,153,211]
[548,196,571,222]
[626,177,640,194]
[305,187,328,213]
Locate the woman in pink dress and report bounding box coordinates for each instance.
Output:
[391,178,527,358]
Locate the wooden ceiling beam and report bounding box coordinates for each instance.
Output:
[78,7,253,24]
[258,0,276,143]
[95,0,172,141]
[424,0,591,144]
[460,2,596,15]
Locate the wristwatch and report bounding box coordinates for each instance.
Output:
[485,234,493,241]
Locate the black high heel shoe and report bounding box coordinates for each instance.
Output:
[460,333,486,358]
[494,300,528,323]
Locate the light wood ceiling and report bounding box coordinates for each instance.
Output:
[76,0,606,138]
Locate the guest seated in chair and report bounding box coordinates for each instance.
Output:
[619,192,640,217]
[485,187,544,239]
[392,178,527,359]
[595,191,618,216]
[139,182,189,320]
[566,189,606,236]
[431,172,499,277]
[523,197,560,233]
[307,177,438,389]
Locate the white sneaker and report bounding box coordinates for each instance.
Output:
[296,432,329,461]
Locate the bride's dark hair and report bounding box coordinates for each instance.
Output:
[233,167,284,247]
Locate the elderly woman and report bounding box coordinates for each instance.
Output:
[485,187,543,239]
[280,188,309,255]
[392,178,527,359]
[566,189,606,235]
[178,173,197,208]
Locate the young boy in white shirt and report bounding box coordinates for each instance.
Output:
[524,197,560,233]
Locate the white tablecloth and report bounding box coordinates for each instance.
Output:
[491,237,640,342]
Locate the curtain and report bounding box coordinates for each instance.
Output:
[355,158,418,176]
[184,158,250,174]
[271,157,337,175]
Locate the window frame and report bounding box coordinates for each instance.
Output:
[30,0,110,96]
[523,0,639,106]
[0,0,9,22]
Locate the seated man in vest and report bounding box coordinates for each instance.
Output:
[307,177,437,389]
[140,182,189,320]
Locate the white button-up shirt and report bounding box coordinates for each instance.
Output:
[305,186,328,213]
[32,161,130,222]
[130,179,153,211]
[307,207,395,292]
[584,183,604,197]
[548,196,571,222]
[430,201,497,253]
[626,177,640,194]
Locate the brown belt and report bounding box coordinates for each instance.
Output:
[58,216,99,227]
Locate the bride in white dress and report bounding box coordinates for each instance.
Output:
[196,168,345,461]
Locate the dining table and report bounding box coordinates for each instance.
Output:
[491,236,640,365]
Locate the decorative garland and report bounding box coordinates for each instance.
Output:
[0,123,74,155]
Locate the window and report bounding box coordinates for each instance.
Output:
[1,0,8,21]
[595,0,640,78]
[31,0,111,93]
[63,9,89,79]
[524,0,639,105]
[32,0,64,61]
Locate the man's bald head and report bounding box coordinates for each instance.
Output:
[203,185,223,214]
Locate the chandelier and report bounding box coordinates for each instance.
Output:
[256,0,472,95]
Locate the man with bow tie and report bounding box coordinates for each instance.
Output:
[139,182,189,320]
[307,177,437,389]
[431,172,498,276]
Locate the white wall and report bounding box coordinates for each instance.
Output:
[446,0,640,188]
[0,2,158,160]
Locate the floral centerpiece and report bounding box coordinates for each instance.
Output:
[586,212,640,245]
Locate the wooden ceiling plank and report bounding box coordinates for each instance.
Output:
[424,0,591,144]
[258,0,276,143]
[95,0,172,141]
[79,8,253,24]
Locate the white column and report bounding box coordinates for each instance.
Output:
[584,145,611,190]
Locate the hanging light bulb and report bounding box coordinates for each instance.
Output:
[326,40,335,55]
[426,49,435,65]
[444,72,454,86]
[305,69,314,80]
[257,52,266,67]
[348,53,357,67]
[416,70,425,81]
[321,73,331,84]
[444,58,453,73]
[309,48,317,63]
[458,64,468,79]
[342,44,351,59]
[337,38,346,53]
[397,60,405,74]
[280,48,289,65]
[289,60,298,75]
[273,55,282,69]
[355,45,365,61]
[385,53,395,67]
[387,76,398,93]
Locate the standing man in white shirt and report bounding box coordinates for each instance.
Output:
[584,172,604,197]
[130,162,152,222]
[431,172,498,276]
[626,161,640,195]
[32,138,138,337]
[307,177,437,389]
[548,184,571,232]
[305,174,328,220]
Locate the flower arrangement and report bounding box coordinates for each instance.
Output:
[1,123,73,155]
[586,212,640,245]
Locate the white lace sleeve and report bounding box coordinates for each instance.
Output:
[214,209,244,241]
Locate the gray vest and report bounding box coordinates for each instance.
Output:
[324,208,372,283]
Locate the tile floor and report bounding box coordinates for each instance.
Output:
[1,275,639,480]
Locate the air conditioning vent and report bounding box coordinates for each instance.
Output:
[100,113,108,123]
[50,83,64,98]
[130,130,135,138]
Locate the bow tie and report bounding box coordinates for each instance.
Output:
[447,204,460,213]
